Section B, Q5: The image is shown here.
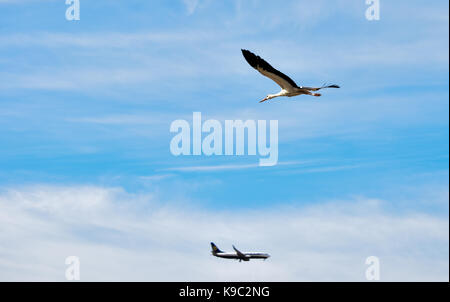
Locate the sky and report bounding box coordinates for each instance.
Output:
[0,0,448,281]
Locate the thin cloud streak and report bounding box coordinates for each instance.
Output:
[163,161,308,172]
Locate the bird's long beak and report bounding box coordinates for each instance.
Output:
[259,97,268,103]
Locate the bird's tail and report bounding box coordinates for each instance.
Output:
[305,83,340,91]
[319,83,340,89]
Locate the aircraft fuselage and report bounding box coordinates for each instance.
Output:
[211,243,270,261]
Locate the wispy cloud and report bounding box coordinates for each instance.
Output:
[67,114,170,126]
[0,0,56,3]
[0,14,447,92]
[139,174,175,182]
[163,161,307,172]
[0,184,447,281]
[0,31,216,48]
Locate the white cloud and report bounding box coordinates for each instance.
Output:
[0,184,447,281]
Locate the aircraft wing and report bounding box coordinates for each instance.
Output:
[233,245,248,260]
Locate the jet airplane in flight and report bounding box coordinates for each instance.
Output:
[210,242,270,262]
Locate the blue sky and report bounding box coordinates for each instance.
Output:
[0,0,448,281]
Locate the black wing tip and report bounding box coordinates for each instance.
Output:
[241,49,255,57]
[241,49,259,69]
[241,48,300,89]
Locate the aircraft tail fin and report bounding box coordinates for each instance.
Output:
[211,242,223,254]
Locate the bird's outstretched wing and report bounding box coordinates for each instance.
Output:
[241,49,299,91]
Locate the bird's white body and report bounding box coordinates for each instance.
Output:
[265,87,317,102]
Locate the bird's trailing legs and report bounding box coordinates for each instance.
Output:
[303,83,339,98]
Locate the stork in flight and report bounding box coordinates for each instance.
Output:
[241,49,340,103]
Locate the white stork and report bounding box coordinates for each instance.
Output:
[241,49,340,103]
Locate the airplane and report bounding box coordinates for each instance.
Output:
[210,242,270,262]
